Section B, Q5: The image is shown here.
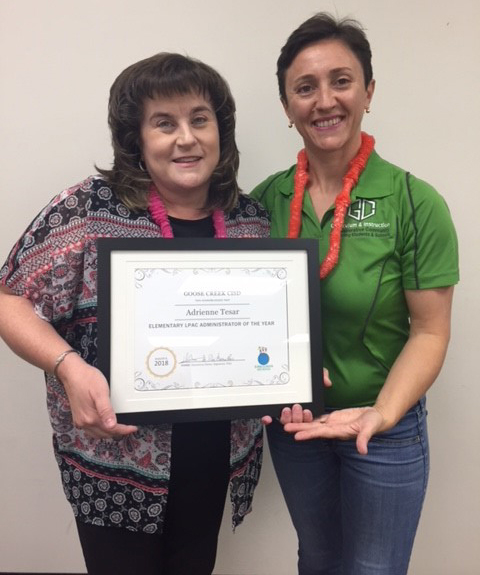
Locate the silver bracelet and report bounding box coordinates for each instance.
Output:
[53,349,79,379]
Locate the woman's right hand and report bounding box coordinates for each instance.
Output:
[57,352,137,439]
[0,287,137,439]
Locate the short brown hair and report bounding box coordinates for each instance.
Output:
[277,13,373,102]
[97,53,240,212]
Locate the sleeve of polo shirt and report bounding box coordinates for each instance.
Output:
[400,174,459,290]
[250,174,280,213]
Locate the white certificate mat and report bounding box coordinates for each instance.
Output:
[97,238,323,423]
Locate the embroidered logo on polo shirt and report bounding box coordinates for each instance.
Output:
[341,199,391,238]
[347,199,376,221]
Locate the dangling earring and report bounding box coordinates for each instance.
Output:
[288,120,294,128]
[365,107,371,114]
[138,159,147,172]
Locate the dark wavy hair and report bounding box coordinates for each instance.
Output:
[97,53,240,212]
[277,12,373,102]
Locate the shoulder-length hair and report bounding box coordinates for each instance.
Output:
[97,53,240,212]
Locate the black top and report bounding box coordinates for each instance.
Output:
[168,215,215,238]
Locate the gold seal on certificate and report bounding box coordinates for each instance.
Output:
[146,347,177,378]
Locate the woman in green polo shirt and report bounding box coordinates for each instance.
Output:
[252,12,458,575]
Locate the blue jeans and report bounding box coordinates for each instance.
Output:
[267,399,429,575]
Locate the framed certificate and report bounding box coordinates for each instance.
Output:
[97,238,323,424]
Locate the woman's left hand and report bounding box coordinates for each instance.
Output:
[284,406,387,455]
[261,368,332,426]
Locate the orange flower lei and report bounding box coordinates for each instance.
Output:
[288,132,375,279]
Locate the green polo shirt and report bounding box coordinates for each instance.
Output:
[251,151,459,407]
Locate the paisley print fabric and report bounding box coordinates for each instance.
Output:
[1,176,270,532]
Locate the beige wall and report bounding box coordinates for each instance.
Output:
[1,0,479,573]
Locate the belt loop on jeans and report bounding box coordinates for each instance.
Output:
[415,396,427,418]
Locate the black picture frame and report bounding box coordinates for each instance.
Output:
[97,237,323,424]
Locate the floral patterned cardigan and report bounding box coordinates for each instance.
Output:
[0,176,270,533]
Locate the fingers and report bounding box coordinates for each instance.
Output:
[279,407,293,425]
[294,427,331,441]
[356,432,370,455]
[261,415,273,425]
[85,393,137,439]
[84,423,138,440]
[355,408,385,454]
[281,406,386,451]
[283,420,337,441]
[76,417,138,439]
[283,409,328,433]
[278,404,313,425]
[79,402,138,439]
[355,418,377,454]
[283,419,326,435]
[67,368,138,439]
[291,404,306,423]
[95,397,117,430]
[323,367,332,388]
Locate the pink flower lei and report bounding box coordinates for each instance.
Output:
[148,184,227,238]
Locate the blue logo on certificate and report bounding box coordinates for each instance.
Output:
[256,347,272,371]
[258,352,270,365]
